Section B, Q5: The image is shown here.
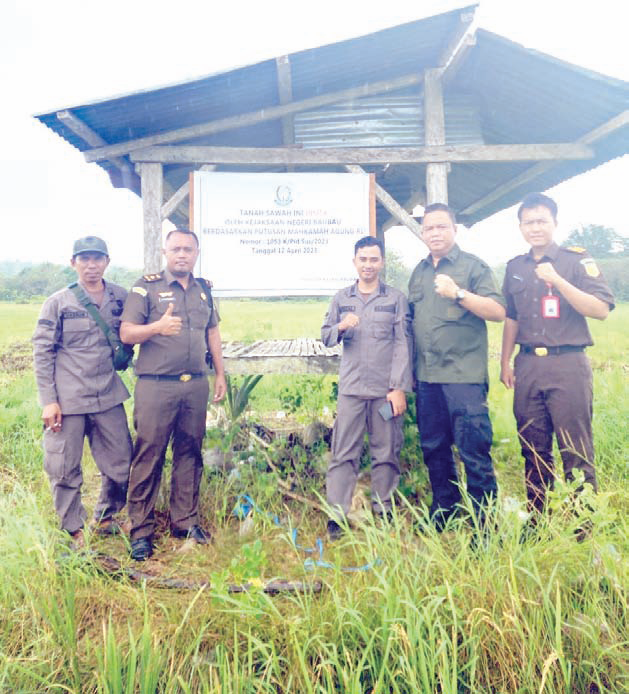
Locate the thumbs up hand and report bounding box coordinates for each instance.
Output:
[157,302,182,335]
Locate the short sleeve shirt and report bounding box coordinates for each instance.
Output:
[503,243,615,347]
[408,244,504,384]
[121,270,219,376]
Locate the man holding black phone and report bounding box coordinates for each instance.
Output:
[322,236,413,539]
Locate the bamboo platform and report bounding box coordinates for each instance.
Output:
[222,338,341,374]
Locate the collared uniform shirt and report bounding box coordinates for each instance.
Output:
[32,281,130,414]
[121,269,219,376]
[503,243,615,347]
[321,281,413,397]
[408,244,504,384]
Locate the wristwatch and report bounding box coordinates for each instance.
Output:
[455,287,466,303]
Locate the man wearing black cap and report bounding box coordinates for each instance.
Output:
[32,236,132,548]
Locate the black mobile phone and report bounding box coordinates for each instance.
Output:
[378,401,394,420]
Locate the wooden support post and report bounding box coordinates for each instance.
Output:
[138,163,163,273]
[161,164,216,220]
[424,68,448,204]
[276,55,295,146]
[345,165,423,239]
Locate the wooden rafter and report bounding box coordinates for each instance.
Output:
[345,164,423,239]
[83,73,425,163]
[129,143,593,166]
[458,110,629,219]
[160,164,216,220]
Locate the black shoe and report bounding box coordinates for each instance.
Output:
[171,524,210,544]
[130,537,153,561]
[327,519,344,542]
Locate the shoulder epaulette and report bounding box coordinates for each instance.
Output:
[142,273,162,282]
[564,246,587,254]
[196,277,213,288]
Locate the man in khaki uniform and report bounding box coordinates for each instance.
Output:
[121,228,226,561]
[322,236,413,539]
[32,236,132,547]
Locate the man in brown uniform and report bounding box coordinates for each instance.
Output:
[500,192,615,523]
[322,236,413,539]
[121,228,227,561]
[32,236,132,547]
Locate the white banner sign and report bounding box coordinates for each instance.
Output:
[192,172,373,296]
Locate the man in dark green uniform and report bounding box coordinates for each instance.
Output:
[408,203,505,529]
[500,192,614,521]
[121,228,226,561]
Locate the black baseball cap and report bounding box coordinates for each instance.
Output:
[72,236,109,257]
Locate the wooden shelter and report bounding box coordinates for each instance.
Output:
[36,4,628,274]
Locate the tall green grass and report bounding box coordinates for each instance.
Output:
[0,300,627,692]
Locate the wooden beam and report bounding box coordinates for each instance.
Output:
[160,164,216,220]
[138,163,163,273]
[382,189,426,232]
[424,68,448,204]
[275,55,295,145]
[84,73,425,162]
[441,33,476,86]
[56,109,135,181]
[438,8,477,85]
[130,143,593,165]
[459,110,629,219]
[345,165,423,240]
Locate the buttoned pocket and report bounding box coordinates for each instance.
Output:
[372,321,394,339]
[43,435,67,479]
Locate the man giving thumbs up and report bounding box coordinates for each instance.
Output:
[120,228,226,561]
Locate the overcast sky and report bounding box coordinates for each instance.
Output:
[2,0,627,270]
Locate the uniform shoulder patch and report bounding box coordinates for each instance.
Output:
[132,286,148,297]
[143,273,162,282]
[580,257,601,278]
[565,245,587,254]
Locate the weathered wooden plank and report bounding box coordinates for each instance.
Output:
[276,55,295,146]
[161,164,216,220]
[382,189,426,232]
[424,68,448,205]
[130,143,592,165]
[459,110,629,219]
[84,73,425,162]
[345,165,423,239]
[57,110,134,175]
[139,163,163,273]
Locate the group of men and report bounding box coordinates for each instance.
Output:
[323,192,614,539]
[33,192,614,559]
[33,229,225,561]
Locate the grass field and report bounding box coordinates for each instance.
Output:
[0,300,627,692]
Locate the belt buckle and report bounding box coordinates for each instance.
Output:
[534,347,548,357]
[180,373,192,382]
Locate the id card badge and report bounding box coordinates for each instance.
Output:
[541,285,560,319]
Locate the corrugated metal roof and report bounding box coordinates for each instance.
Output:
[35,5,628,227]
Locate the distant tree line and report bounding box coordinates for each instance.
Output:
[0,263,140,301]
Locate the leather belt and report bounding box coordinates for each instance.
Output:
[519,345,585,357]
[138,373,204,382]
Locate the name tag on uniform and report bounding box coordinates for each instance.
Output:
[541,294,560,318]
